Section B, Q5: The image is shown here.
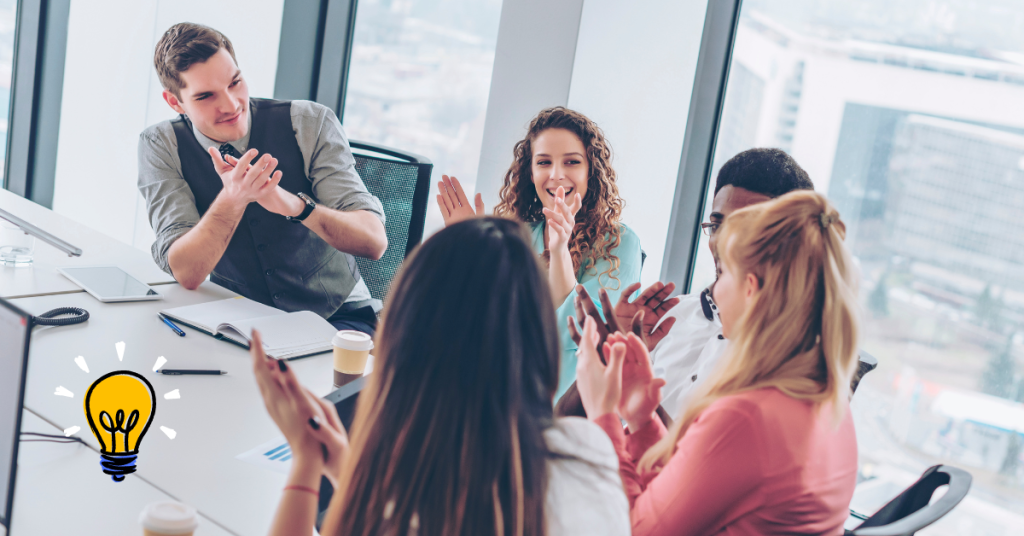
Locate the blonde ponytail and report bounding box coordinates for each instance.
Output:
[639,191,860,473]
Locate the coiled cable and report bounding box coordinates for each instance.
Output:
[32,306,90,326]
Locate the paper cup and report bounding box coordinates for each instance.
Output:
[333,330,373,387]
[139,501,198,536]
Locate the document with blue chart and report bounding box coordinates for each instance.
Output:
[235,435,293,474]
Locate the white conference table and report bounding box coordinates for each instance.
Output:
[12,283,339,536]
[0,188,174,299]
[4,409,231,536]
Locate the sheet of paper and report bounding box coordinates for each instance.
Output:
[226,311,337,353]
[235,435,292,475]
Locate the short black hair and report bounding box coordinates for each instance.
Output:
[714,148,814,197]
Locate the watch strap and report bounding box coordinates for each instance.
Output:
[287,193,316,222]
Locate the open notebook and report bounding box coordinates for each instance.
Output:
[160,297,338,360]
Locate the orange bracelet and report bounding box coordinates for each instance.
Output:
[283,485,319,496]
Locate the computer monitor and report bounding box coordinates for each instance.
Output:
[0,297,31,531]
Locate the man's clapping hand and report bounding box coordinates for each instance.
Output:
[567,281,680,352]
[208,147,304,217]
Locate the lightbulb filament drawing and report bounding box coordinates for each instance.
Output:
[83,370,157,482]
[99,408,140,450]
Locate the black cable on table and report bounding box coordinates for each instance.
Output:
[31,306,89,327]
[19,432,86,446]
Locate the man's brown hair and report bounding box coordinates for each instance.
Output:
[154,23,236,97]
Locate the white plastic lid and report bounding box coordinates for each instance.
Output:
[332,330,374,351]
[138,501,199,534]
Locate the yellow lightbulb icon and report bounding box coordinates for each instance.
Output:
[83,370,157,482]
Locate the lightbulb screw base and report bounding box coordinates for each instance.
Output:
[99,452,137,482]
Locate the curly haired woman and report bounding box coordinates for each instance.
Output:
[437,107,642,399]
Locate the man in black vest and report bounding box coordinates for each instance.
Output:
[138,23,388,335]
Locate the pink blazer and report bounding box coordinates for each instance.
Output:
[593,387,857,536]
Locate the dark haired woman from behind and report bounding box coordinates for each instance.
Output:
[436,107,645,399]
[250,217,629,536]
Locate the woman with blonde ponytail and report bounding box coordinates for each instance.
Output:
[576,190,860,536]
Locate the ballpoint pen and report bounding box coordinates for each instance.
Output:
[158,313,186,336]
[157,369,227,375]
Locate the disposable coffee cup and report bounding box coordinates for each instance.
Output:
[139,501,199,536]
[333,330,373,387]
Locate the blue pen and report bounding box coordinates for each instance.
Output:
[159,314,186,336]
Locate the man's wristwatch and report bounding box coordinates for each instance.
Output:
[286,192,317,223]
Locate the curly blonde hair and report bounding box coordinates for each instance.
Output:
[494,107,625,288]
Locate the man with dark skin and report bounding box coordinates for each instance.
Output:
[557,148,814,420]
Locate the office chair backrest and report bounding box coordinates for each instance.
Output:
[847,465,972,536]
[349,141,432,302]
[852,351,878,395]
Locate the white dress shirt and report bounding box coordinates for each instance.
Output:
[650,287,730,419]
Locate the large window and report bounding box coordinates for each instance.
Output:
[341,0,503,236]
[696,0,1024,532]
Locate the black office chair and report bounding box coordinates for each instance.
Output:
[349,141,432,302]
[846,465,972,535]
[852,350,878,395]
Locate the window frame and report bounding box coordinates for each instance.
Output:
[3,0,71,208]
[660,0,743,293]
[274,0,358,120]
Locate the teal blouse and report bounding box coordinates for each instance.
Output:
[529,222,643,399]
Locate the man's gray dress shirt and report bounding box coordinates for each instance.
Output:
[137,99,383,305]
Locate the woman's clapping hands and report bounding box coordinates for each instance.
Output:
[250,329,349,486]
[436,175,486,226]
[576,316,624,418]
[576,318,666,432]
[541,185,582,253]
[611,332,666,432]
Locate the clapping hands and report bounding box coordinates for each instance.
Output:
[541,186,582,253]
[436,175,485,225]
[575,318,666,431]
[575,316,624,418]
[250,329,349,486]
[208,148,304,218]
[208,147,282,208]
[567,282,680,352]
[611,332,666,431]
[557,281,679,427]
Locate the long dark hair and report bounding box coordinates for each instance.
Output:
[320,217,560,536]
[494,107,626,289]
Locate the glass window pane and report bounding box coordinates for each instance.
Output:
[342,0,503,236]
[0,0,16,182]
[702,1,1024,532]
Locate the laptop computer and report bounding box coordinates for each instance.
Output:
[0,297,33,533]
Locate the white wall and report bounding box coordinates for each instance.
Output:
[475,0,584,206]
[566,0,707,286]
[50,0,285,252]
